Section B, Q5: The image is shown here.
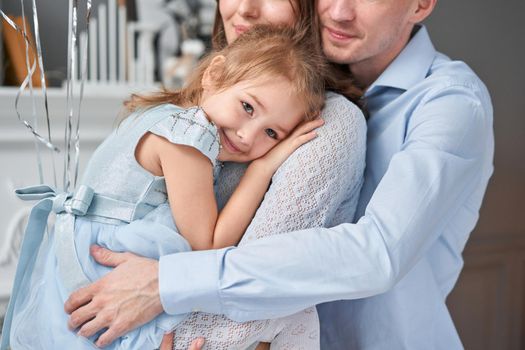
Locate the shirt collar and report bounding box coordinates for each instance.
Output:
[365,25,436,96]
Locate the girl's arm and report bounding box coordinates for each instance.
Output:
[144,119,323,250]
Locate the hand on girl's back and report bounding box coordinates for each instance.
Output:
[256,118,324,172]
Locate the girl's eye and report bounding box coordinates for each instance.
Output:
[265,128,278,139]
[242,101,254,116]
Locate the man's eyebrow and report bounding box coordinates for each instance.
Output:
[246,92,267,113]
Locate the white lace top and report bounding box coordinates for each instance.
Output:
[172,92,367,349]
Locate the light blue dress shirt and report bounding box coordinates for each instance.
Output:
[158,26,494,349]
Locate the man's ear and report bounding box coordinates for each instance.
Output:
[202,55,226,91]
[410,0,437,23]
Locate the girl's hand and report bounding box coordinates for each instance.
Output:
[256,118,324,173]
[159,333,205,350]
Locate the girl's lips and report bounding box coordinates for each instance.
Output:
[220,129,242,153]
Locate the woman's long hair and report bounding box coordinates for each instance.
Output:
[211,0,363,104]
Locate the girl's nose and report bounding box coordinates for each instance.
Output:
[236,125,257,148]
[237,0,260,20]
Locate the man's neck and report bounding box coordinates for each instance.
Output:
[350,27,414,89]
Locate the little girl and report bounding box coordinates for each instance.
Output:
[3,26,328,349]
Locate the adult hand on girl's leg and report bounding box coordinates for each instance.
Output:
[64,245,164,348]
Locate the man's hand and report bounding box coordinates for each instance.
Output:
[64,245,164,348]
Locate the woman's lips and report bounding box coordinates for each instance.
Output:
[325,26,356,42]
[220,129,242,153]
[234,24,250,35]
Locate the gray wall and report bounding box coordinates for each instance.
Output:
[425,1,525,238]
[425,4,524,348]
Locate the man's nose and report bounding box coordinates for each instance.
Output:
[328,0,357,22]
[238,0,260,19]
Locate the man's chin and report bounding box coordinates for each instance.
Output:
[322,46,355,65]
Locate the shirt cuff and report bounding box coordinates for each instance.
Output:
[159,249,224,315]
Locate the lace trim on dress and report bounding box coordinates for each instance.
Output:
[169,107,221,153]
[148,107,221,166]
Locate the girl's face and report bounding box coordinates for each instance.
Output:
[219,0,297,44]
[200,71,304,163]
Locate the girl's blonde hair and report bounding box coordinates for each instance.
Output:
[125,25,331,120]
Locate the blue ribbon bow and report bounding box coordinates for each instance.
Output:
[0,184,95,350]
[15,184,95,216]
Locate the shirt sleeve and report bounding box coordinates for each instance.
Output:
[160,86,493,322]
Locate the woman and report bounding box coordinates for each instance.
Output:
[63,0,367,349]
[166,0,367,348]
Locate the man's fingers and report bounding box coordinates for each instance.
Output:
[77,313,110,339]
[64,284,97,314]
[64,254,162,347]
[189,338,205,350]
[90,245,130,268]
[95,321,128,348]
[68,301,99,330]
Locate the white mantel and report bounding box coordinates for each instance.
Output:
[0,86,139,315]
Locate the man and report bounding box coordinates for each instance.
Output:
[64,0,494,348]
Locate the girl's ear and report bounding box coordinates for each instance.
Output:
[202,55,226,91]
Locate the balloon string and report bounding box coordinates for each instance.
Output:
[2,0,93,191]
[0,10,60,154]
[20,0,44,184]
[31,0,58,187]
[64,0,78,192]
[73,0,92,188]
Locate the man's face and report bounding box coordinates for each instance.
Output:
[318,0,418,75]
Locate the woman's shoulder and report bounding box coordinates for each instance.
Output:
[323,92,363,116]
[320,92,367,135]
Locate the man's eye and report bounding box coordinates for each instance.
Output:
[265,128,278,139]
[242,101,254,115]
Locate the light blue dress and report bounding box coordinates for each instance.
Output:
[2,104,221,350]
